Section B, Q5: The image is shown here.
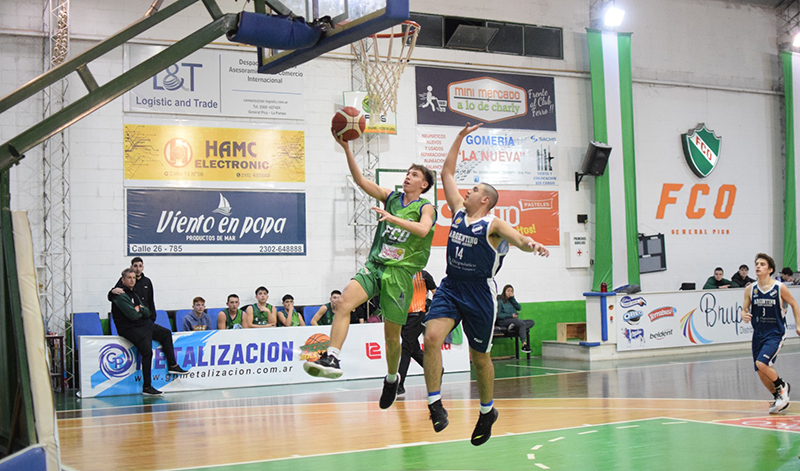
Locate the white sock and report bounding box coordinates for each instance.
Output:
[480,400,493,414]
[386,373,398,383]
[428,392,442,405]
[327,347,341,359]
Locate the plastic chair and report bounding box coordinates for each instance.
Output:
[72,312,102,353]
[109,313,118,335]
[174,309,193,332]
[303,305,322,325]
[155,310,172,331]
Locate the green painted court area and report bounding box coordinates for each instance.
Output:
[192,418,800,471]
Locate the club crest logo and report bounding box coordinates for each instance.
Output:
[681,123,721,178]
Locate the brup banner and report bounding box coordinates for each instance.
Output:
[415,67,556,131]
[126,189,306,256]
[614,287,800,352]
[79,325,470,397]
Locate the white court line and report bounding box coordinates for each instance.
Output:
[548,436,564,442]
[387,442,430,448]
[508,365,585,372]
[662,421,687,425]
[527,453,536,460]
[535,463,550,469]
[531,444,542,450]
[578,430,598,435]
[616,425,639,429]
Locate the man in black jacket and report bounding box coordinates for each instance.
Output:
[109,257,157,322]
[110,268,186,395]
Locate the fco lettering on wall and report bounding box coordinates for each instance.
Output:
[655,123,736,237]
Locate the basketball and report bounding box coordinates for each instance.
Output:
[304,333,330,346]
[332,106,366,141]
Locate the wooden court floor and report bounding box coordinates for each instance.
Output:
[56,344,800,471]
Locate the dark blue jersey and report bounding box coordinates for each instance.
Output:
[445,208,509,280]
[750,281,786,338]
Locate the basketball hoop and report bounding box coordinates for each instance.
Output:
[351,20,420,122]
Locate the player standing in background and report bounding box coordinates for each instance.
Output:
[303,131,437,411]
[743,252,800,413]
[423,123,549,446]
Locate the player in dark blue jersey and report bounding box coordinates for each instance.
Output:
[423,123,549,446]
[743,253,800,413]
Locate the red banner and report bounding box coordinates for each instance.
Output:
[433,189,559,247]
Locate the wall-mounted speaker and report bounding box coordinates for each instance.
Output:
[580,141,612,176]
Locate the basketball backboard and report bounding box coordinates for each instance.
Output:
[257,0,409,74]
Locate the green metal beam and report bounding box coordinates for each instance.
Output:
[0,13,238,173]
[0,0,202,115]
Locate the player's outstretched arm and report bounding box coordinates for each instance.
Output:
[333,129,391,202]
[371,204,436,238]
[780,284,800,335]
[742,288,752,323]
[490,217,549,256]
[442,123,482,212]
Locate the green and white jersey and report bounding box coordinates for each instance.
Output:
[250,303,273,325]
[368,191,436,272]
[224,309,244,329]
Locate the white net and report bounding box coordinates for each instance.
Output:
[351,21,419,121]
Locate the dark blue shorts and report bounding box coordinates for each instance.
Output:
[424,277,497,353]
[752,334,784,371]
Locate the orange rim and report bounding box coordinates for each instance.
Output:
[371,20,420,39]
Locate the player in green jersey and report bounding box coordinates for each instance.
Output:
[244,286,277,328]
[304,131,437,410]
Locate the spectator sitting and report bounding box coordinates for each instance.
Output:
[311,290,342,326]
[780,267,800,285]
[703,267,731,289]
[731,264,755,288]
[110,268,186,396]
[495,284,535,354]
[181,296,215,331]
[217,294,245,329]
[278,294,306,326]
[244,286,277,328]
[351,296,379,324]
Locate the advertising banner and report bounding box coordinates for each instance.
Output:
[415,67,556,131]
[343,91,397,135]
[417,125,556,186]
[615,287,800,351]
[432,189,559,247]
[123,120,305,187]
[126,189,306,256]
[124,45,306,119]
[79,324,470,397]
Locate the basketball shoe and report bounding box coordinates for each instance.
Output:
[303,352,342,379]
[428,400,449,432]
[379,374,401,409]
[774,382,791,412]
[470,408,498,446]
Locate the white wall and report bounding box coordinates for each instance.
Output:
[0,0,786,319]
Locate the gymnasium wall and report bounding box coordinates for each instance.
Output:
[0,0,785,321]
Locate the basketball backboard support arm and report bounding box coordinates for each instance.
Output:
[0,0,236,173]
[257,0,409,74]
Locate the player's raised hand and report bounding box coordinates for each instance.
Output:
[371,206,392,222]
[527,240,549,257]
[459,122,483,137]
[331,127,348,148]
